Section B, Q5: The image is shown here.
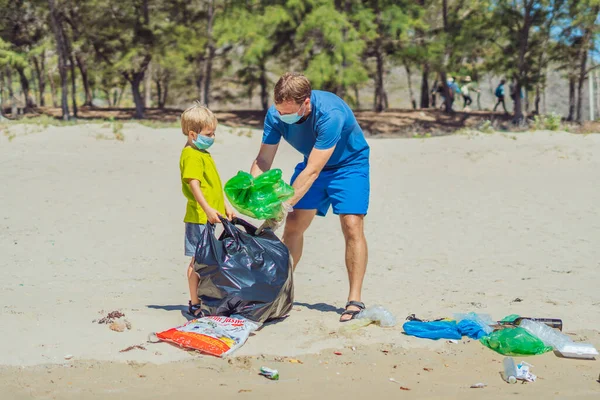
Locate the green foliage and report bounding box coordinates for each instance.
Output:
[533,113,562,131]
[0,0,597,121]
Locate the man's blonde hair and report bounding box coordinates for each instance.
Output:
[274,72,312,105]
[180,102,217,135]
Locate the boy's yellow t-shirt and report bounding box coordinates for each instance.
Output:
[179,146,226,224]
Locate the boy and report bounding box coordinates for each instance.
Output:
[179,103,235,318]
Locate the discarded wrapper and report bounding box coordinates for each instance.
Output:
[260,366,279,380]
[516,361,536,382]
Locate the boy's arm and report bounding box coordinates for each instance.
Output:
[188,179,222,224]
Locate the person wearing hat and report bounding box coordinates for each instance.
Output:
[461,76,479,111]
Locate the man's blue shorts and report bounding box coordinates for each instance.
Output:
[291,161,370,217]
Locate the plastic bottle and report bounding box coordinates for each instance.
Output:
[519,319,569,349]
[503,357,518,384]
[520,319,599,359]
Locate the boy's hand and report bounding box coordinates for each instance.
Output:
[205,208,222,224]
[225,203,236,221]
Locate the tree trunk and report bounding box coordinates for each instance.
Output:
[420,64,430,108]
[162,78,169,109]
[32,53,46,107]
[6,67,17,116]
[116,82,126,107]
[104,89,112,106]
[354,85,360,110]
[404,63,417,109]
[69,55,78,117]
[129,73,145,119]
[373,5,385,112]
[75,53,93,106]
[48,0,70,120]
[259,60,268,112]
[0,71,5,118]
[47,68,58,107]
[440,72,453,113]
[514,1,534,122]
[155,78,162,109]
[201,0,215,107]
[576,34,593,124]
[567,76,575,121]
[144,62,152,108]
[16,66,35,110]
[535,83,541,115]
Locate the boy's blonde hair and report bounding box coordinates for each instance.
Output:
[274,72,312,105]
[181,102,218,135]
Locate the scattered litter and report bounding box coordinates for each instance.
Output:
[97,311,125,324]
[119,345,146,353]
[389,378,402,385]
[470,383,487,388]
[147,333,160,343]
[357,305,397,327]
[238,389,252,393]
[351,346,356,351]
[288,359,303,364]
[516,360,537,382]
[124,319,132,330]
[63,354,73,360]
[423,367,433,372]
[156,316,259,357]
[109,321,126,333]
[259,367,279,380]
[334,351,343,356]
[481,327,552,355]
[138,374,146,378]
[400,387,411,391]
[511,298,523,303]
[520,319,598,359]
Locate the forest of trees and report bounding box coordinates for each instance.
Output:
[0,0,598,123]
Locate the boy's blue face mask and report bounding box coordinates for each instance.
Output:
[193,134,214,150]
[279,103,306,124]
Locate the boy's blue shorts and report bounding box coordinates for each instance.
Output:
[291,161,370,217]
[184,223,207,257]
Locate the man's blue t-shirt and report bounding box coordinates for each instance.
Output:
[262,90,369,169]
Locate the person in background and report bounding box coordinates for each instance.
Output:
[493,79,508,113]
[461,76,479,111]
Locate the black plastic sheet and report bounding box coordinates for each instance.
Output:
[194,217,294,323]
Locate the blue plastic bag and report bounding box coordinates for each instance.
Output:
[403,320,462,340]
[457,319,488,340]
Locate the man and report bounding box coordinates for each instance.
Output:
[250,72,370,322]
[493,79,508,113]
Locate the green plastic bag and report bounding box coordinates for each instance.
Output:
[224,169,294,220]
[480,327,552,356]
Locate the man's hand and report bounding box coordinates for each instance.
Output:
[256,202,293,234]
[205,207,222,224]
[225,203,236,220]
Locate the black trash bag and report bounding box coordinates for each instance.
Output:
[194,217,294,323]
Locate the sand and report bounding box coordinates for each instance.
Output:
[0,122,599,399]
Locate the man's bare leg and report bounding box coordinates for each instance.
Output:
[282,209,317,270]
[339,214,368,321]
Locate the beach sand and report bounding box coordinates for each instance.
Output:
[0,123,599,399]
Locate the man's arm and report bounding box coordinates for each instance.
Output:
[287,146,335,207]
[250,143,279,177]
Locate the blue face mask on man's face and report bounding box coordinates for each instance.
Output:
[193,134,214,150]
[279,103,306,124]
